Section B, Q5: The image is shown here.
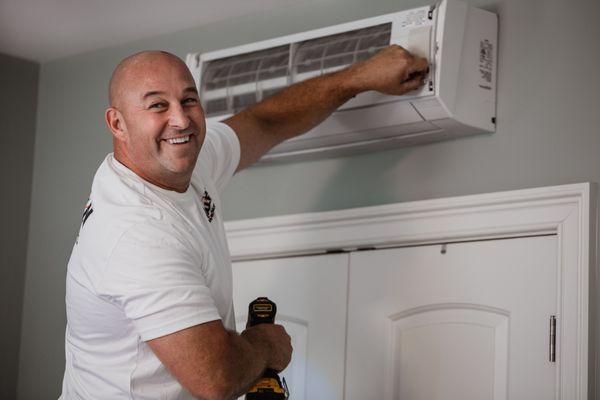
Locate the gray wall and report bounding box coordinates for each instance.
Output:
[0,53,38,399]
[17,0,600,398]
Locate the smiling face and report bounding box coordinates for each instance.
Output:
[105,51,206,192]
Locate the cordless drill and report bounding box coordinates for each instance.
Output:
[245,297,289,400]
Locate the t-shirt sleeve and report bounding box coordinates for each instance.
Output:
[197,122,241,193]
[99,222,221,341]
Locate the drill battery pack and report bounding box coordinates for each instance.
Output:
[245,370,288,400]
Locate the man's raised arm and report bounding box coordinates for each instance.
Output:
[223,45,429,172]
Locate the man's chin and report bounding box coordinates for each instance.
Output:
[166,160,197,176]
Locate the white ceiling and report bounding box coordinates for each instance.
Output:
[0,0,305,63]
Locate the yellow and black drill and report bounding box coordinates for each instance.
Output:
[245,297,289,400]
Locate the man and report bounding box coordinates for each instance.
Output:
[60,46,428,399]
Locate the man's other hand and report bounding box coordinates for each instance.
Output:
[242,323,293,372]
[347,44,429,96]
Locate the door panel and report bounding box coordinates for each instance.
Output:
[232,253,349,400]
[388,305,509,400]
[345,236,558,400]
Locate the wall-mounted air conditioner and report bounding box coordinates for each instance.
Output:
[186,0,497,162]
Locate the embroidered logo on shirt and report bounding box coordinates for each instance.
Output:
[201,189,216,222]
[81,200,94,227]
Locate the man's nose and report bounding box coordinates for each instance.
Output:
[168,104,191,130]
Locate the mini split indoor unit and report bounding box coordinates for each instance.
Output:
[186,0,498,162]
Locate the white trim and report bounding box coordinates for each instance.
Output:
[225,182,597,399]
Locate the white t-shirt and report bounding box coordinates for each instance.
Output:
[60,122,241,399]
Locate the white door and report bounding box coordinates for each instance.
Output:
[345,236,558,400]
[232,253,349,400]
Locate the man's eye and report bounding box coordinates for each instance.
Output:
[183,98,198,105]
[149,102,166,109]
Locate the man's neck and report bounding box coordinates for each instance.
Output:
[113,151,191,193]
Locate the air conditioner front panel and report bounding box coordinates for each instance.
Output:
[265,120,442,161]
[285,100,425,142]
[196,5,435,63]
[194,5,437,119]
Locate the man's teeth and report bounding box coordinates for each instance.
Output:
[166,135,191,145]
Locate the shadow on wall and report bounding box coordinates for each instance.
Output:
[273,144,417,213]
[309,129,497,214]
[313,147,414,211]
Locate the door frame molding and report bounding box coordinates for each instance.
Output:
[225,182,597,399]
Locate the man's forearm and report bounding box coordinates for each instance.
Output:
[147,321,291,400]
[236,66,361,142]
[225,66,363,170]
[225,45,429,171]
[208,330,270,399]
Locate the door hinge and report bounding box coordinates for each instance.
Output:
[549,315,556,362]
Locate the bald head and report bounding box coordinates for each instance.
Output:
[108,51,191,108]
[104,50,205,192]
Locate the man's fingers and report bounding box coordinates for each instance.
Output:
[357,44,429,96]
[398,74,427,94]
[408,56,430,76]
[404,69,427,84]
[398,55,429,93]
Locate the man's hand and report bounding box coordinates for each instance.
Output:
[225,45,429,171]
[242,324,292,372]
[346,45,430,96]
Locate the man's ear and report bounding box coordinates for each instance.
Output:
[105,107,128,141]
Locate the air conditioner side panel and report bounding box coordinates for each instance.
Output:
[454,5,498,132]
[435,0,469,118]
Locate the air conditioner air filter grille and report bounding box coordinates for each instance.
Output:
[200,23,392,118]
